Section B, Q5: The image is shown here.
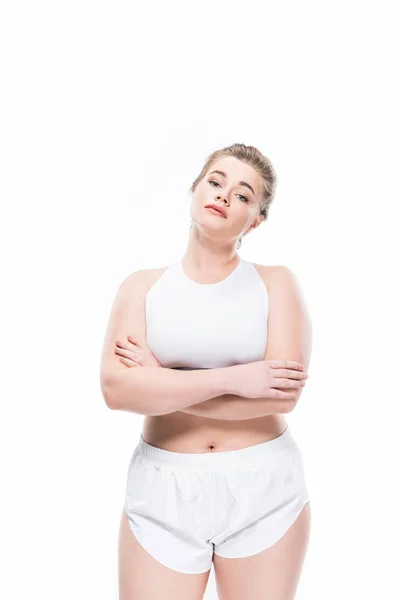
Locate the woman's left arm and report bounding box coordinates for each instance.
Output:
[179,265,313,420]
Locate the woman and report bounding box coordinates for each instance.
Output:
[100,143,312,599]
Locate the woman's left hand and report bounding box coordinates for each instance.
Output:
[114,335,162,368]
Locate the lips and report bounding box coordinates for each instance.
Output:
[205,204,227,218]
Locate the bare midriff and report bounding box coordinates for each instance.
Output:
[140,262,287,454]
[142,411,288,453]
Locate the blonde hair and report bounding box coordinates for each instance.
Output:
[189,143,277,221]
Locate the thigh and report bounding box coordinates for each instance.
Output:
[213,501,311,600]
[118,508,211,600]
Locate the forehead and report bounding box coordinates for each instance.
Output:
[207,156,261,192]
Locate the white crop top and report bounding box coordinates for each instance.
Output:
[145,258,268,370]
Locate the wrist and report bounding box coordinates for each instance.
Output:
[211,364,240,396]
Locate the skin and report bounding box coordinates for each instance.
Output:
[115,155,311,598]
[184,154,265,276]
[115,154,268,372]
[118,510,212,600]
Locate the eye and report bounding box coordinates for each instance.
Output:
[208,180,248,203]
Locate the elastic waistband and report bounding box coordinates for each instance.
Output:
[136,427,298,470]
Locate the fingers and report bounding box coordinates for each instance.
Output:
[119,357,139,367]
[115,338,159,368]
[273,368,308,380]
[269,388,297,400]
[115,345,140,361]
[115,338,140,351]
[115,340,142,362]
[269,360,304,371]
[272,377,306,389]
[116,339,138,350]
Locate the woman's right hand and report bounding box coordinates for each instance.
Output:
[231,360,308,400]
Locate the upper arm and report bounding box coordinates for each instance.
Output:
[99,270,149,403]
[263,265,313,409]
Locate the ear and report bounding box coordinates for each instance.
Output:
[245,216,264,235]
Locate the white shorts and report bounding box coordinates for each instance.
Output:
[124,426,310,574]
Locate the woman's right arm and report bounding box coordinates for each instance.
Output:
[105,365,237,415]
[99,270,238,415]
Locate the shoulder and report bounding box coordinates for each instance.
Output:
[249,262,299,292]
[253,263,310,326]
[118,265,171,295]
[260,263,313,383]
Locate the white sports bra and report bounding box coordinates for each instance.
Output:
[145,258,268,370]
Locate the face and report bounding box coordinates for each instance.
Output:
[190,156,264,243]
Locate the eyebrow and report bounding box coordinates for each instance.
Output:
[209,170,256,197]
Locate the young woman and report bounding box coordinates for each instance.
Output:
[100,144,312,600]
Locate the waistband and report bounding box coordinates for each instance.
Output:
[136,427,298,470]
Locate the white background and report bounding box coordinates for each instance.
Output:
[1,1,399,598]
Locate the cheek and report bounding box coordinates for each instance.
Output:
[190,192,206,214]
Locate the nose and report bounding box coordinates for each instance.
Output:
[215,194,229,205]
